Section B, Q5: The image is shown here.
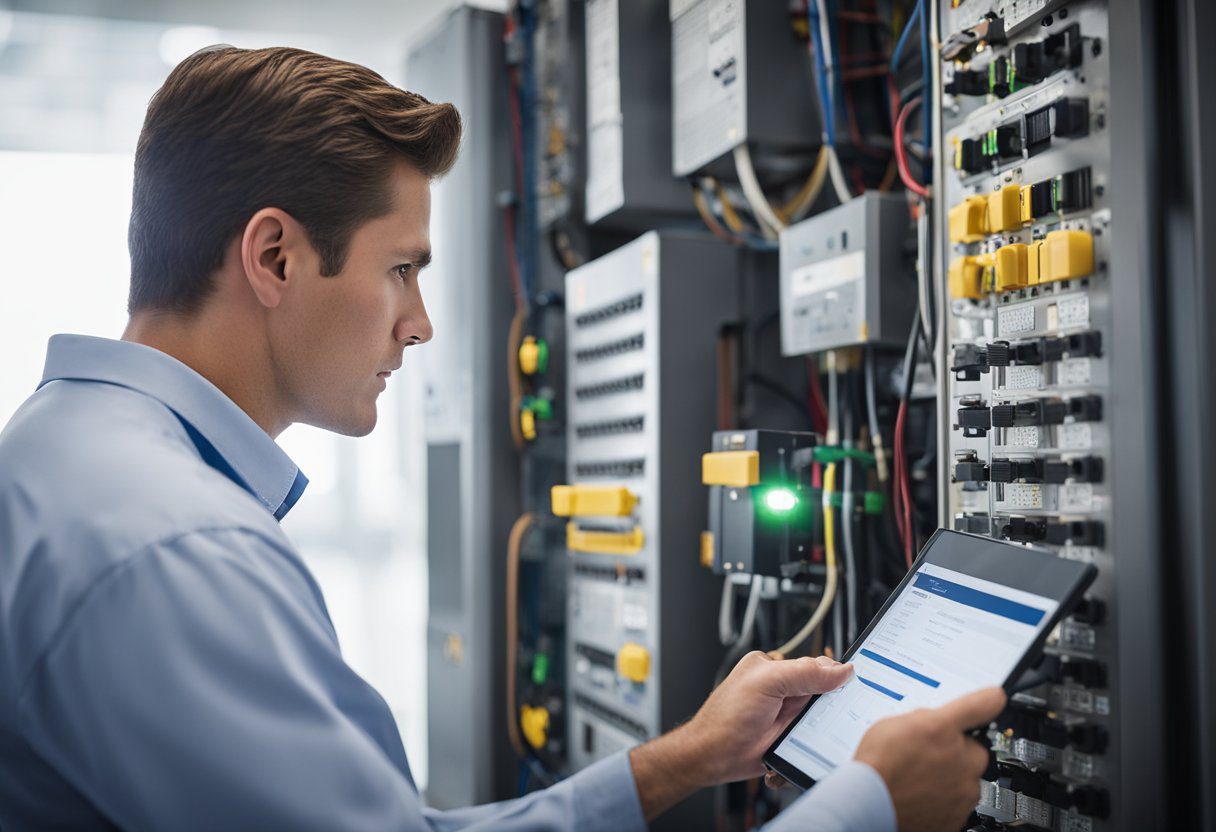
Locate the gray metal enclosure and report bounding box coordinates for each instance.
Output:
[406,7,518,809]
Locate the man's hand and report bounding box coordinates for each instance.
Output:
[629,651,852,820]
[855,687,1006,832]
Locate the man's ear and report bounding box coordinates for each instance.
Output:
[240,208,307,309]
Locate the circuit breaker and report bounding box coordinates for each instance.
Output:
[558,230,739,825]
[936,3,1117,829]
[779,193,917,355]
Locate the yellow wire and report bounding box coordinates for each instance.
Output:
[777,145,831,223]
[712,179,750,233]
[776,463,839,657]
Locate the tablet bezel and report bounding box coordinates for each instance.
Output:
[763,528,1097,791]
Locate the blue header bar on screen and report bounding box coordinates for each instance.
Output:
[913,573,1047,626]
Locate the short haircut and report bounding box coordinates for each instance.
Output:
[127,46,462,314]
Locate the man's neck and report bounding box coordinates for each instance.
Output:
[123,309,290,438]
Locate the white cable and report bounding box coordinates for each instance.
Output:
[917,206,933,345]
[718,577,737,645]
[826,145,853,205]
[842,456,859,644]
[732,144,785,238]
[737,575,763,648]
[826,349,840,446]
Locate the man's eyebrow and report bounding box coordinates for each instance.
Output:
[394,248,432,268]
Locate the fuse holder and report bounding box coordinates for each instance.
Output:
[994,243,1030,291]
[518,336,549,375]
[520,705,550,750]
[1019,184,1036,224]
[949,195,989,243]
[520,408,537,441]
[987,184,1023,233]
[1027,240,1046,284]
[616,642,651,683]
[566,522,645,555]
[1043,229,1094,282]
[948,257,984,300]
[551,484,638,517]
[701,450,760,488]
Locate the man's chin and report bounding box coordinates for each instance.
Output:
[306,405,377,438]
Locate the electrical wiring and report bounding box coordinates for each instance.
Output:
[916,204,934,350]
[865,346,889,482]
[505,512,536,760]
[715,575,765,685]
[895,97,931,198]
[507,305,527,450]
[781,145,831,223]
[825,350,840,446]
[710,178,751,234]
[775,463,839,657]
[890,0,922,72]
[842,415,860,645]
[692,184,744,246]
[732,144,785,238]
[806,357,829,435]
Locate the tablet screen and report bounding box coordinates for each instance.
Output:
[772,561,1059,782]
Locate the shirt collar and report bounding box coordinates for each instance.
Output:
[39,334,308,520]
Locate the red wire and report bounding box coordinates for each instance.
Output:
[806,358,829,435]
[893,399,914,568]
[895,97,931,199]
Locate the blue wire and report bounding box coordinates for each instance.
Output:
[807,2,836,146]
[919,0,931,152]
[890,0,921,73]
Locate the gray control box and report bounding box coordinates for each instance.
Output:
[778,193,915,356]
[670,0,818,176]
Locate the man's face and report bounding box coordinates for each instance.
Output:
[271,160,433,436]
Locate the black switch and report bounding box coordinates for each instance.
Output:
[954,461,991,482]
[957,404,992,437]
[954,514,993,535]
[1001,517,1047,542]
[959,138,987,174]
[1061,657,1107,689]
[952,344,990,380]
[1063,331,1103,359]
[1043,456,1104,484]
[1044,519,1105,546]
[1067,395,1104,422]
[990,458,1044,483]
[945,69,988,96]
[1069,723,1109,754]
[1052,97,1090,138]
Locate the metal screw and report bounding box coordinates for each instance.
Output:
[1042,14,1053,26]
[729,489,738,501]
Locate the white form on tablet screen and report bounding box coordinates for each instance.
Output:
[775,563,1059,782]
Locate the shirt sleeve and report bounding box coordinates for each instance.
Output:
[762,762,897,832]
[15,528,645,832]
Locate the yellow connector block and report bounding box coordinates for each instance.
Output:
[987,185,1023,233]
[520,408,537,441]
[948,257,984,300]
[518,336,542,375]
[1027,240,1046,285]
[702,450,760,488]
[993,243,1029,291]
[700,531,715,569]
[948,195,989,243]
[1043,229,1095,282]
[567,522,644,555]
[616,642,651,683]
[520,705,550,750]
[1019,185,1035,224]
[551,484,638,518]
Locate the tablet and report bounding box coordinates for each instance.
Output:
[765,529,1097,790]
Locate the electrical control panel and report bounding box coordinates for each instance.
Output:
[937,3,1117,829]
[584,0,689,227]
[560,232,737,802]
[669,0,817,177]
[779,193,917,356]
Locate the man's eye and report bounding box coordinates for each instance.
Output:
[395,264,412,279]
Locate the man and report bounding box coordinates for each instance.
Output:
[0,47,1002,830]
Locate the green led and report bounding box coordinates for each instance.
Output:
[764,488,798,513]
[532,653,550,686]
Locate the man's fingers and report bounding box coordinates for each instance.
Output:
[934,687,1007,731]
[769,655,853,697]
[764,772,788,790]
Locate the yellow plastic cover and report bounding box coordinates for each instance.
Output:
[616,642,651,683]
[701,450,760,487]
[551,484,638,517]
[566,522,645,555]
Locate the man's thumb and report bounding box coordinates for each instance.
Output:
[771,655,854,697]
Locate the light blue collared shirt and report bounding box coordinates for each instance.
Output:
[0,334,894,831]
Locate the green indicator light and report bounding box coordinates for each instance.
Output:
[532,653,550,686]
[765,489,798,513]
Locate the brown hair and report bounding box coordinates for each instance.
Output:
[127,46,462,313]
